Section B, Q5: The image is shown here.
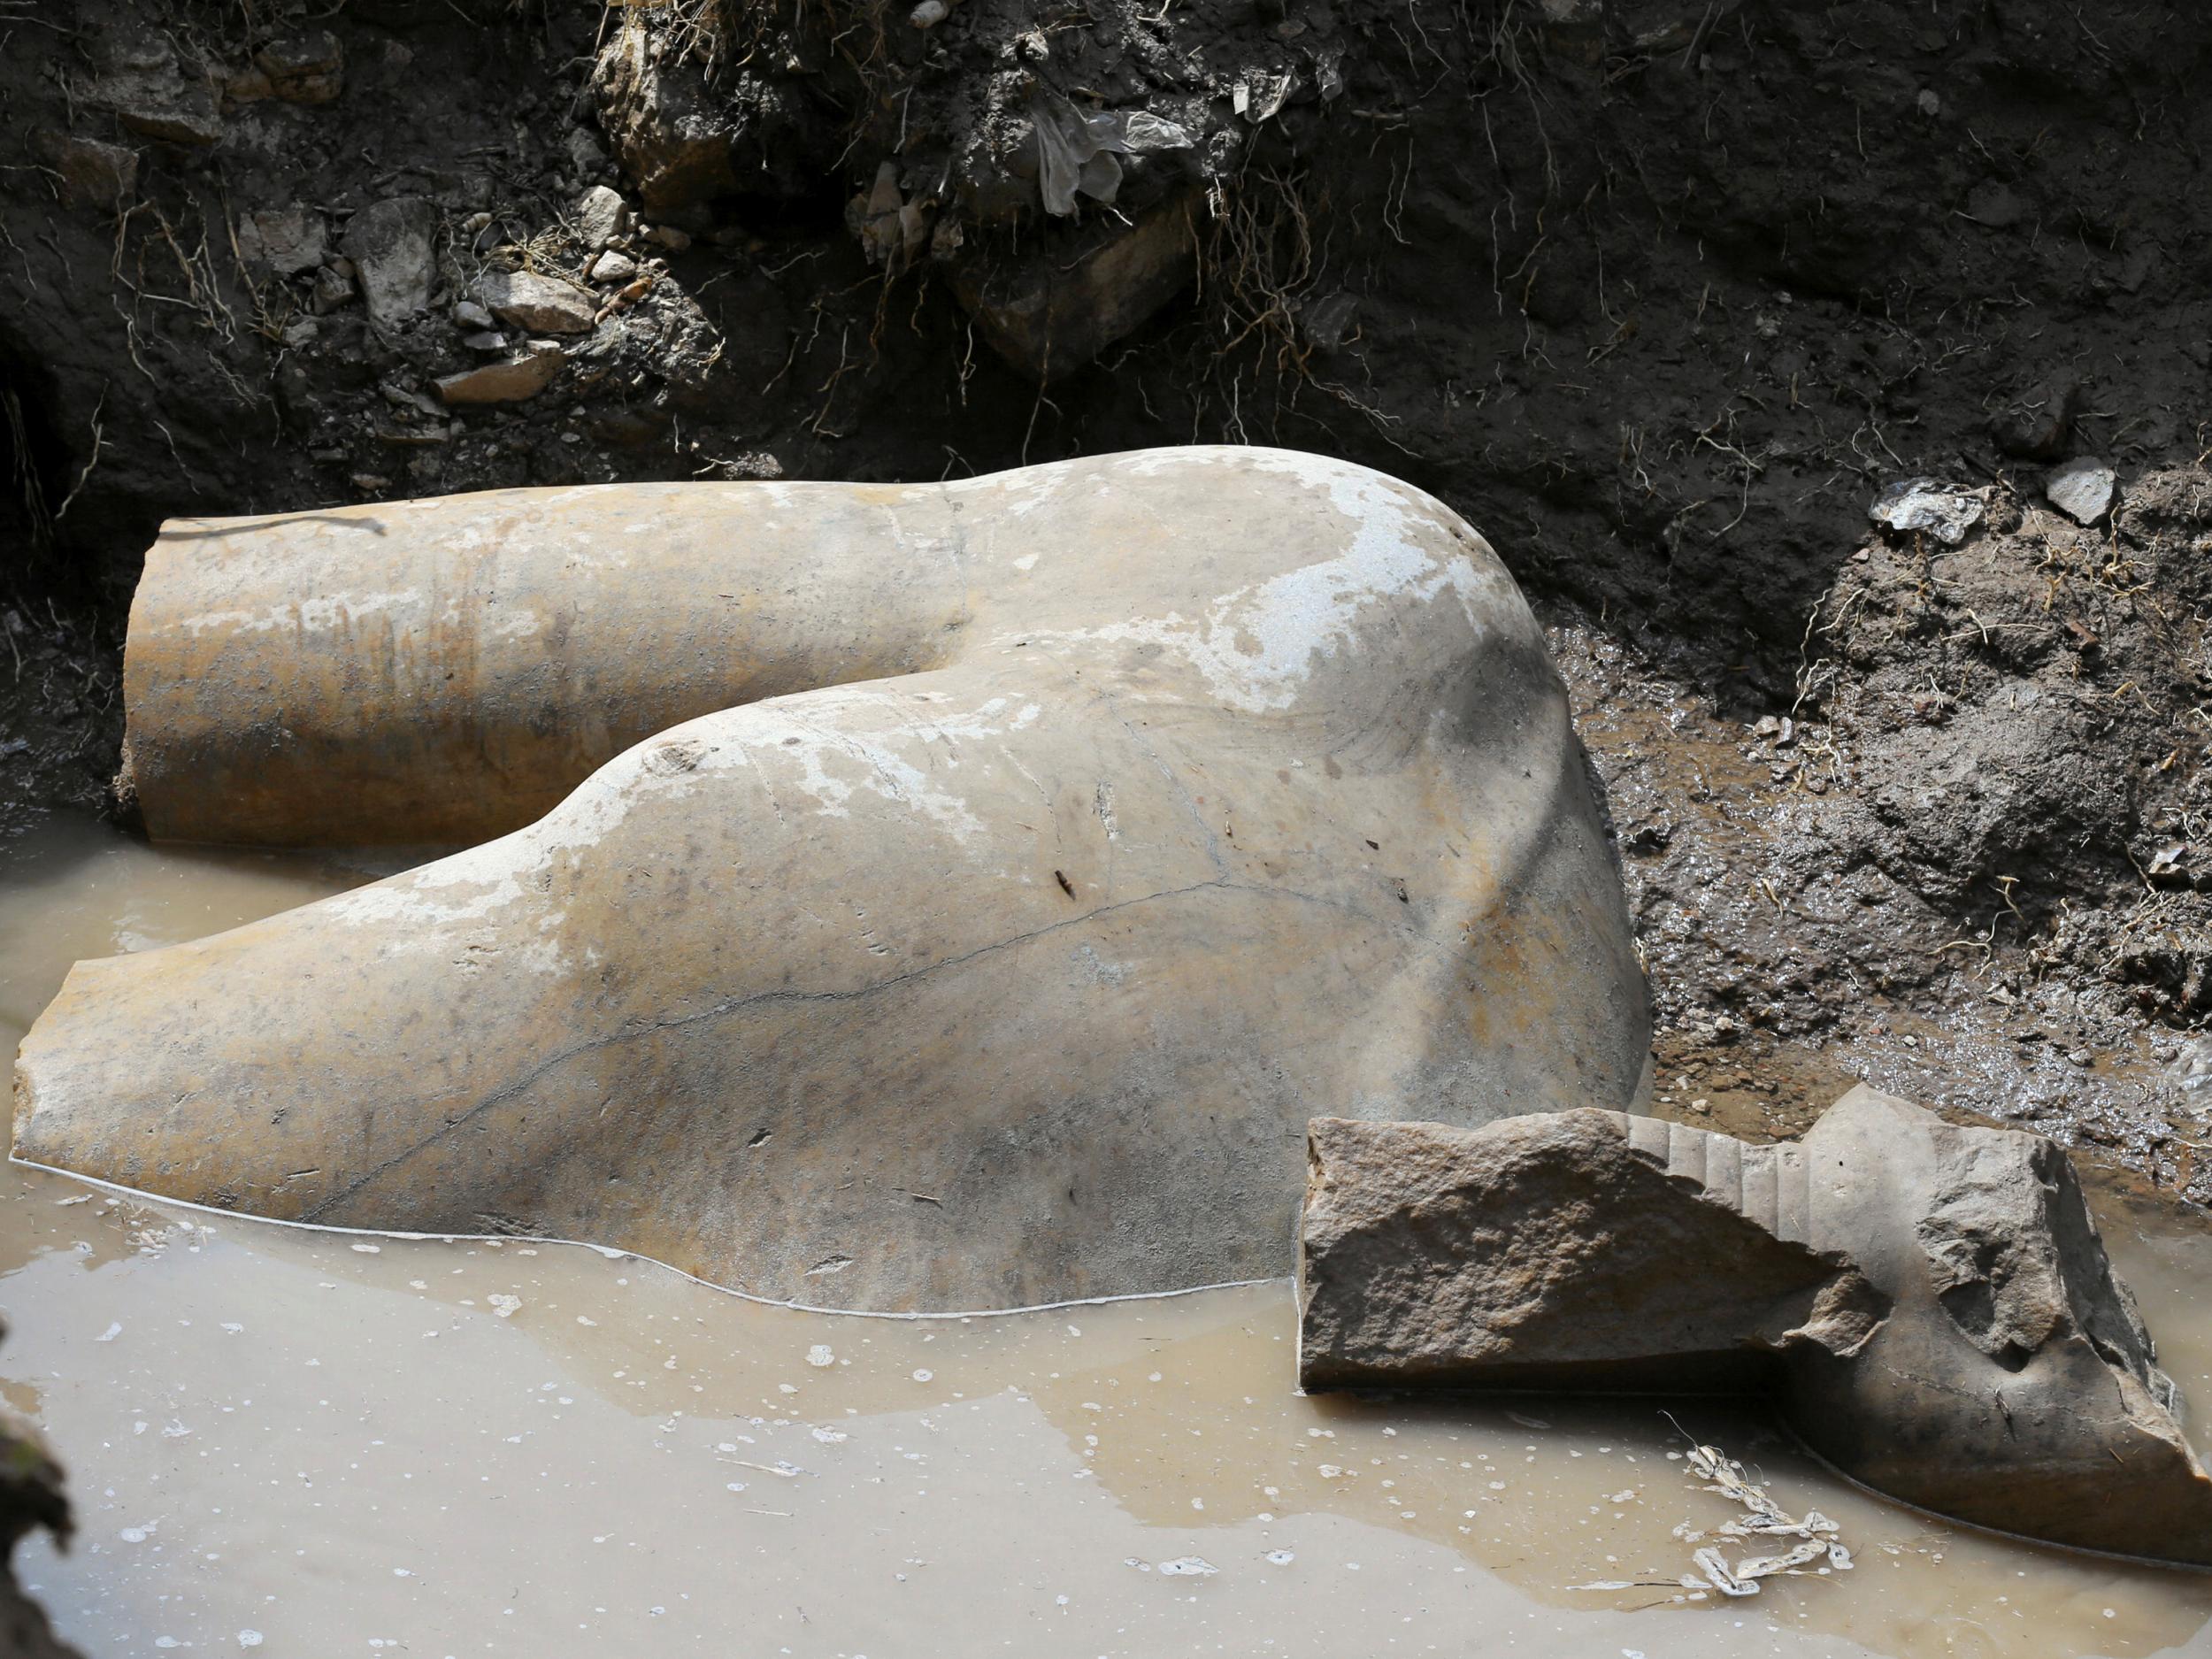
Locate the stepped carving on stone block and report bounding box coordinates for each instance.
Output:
[1298,1087,2212,1566]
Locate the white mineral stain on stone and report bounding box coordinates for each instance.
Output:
[1001,457,1500,712]
[180,589,426,636]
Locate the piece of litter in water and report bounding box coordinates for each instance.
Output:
[487,1294,522,1318]
[810,1425,849,1443]
[55,1195,90,1207]
[350,1242,381,1254]
[95,1322,122,1343]
[1692,1546,1758,1597]
[1158,1556,1217,1577]
[237,1633,264,1650]
[1673,1431,1850,1590]
[1735,1540,1827,1578]
[806,1344,835,1368]
[1264,1549,1294,1565]
[1505,1410,1550,1431]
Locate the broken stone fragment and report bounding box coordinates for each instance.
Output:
[340,197,440,326]
[590,16,737,213]
[435,342,564,404]
[240,208,326,277]
[2046,456,2116,525]
[88,27,223,145]
[588,250,639,285]
[575,184,632,251]
[1298,1088,2212,1564]
[1990,378,2076,460]
[474,269,598,334]
[30,450,1652,1314]
[257,31,344,104]
[31,133,137,210]
[949,191,1197,381]
[308,263,356,315]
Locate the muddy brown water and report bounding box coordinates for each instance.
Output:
[4,816,2212,1657]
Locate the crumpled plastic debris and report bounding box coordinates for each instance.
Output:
[1032,95,1194,217]
[1568,1434,1852,1600]
[1693,1544,1759,1596]
[1156,1555,1217,1576]
[1233,71,1295,121]
[1678,1440,1852,1593]
[852,160,933,268]
[1868,477,1987,544]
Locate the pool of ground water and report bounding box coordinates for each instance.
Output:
[4,813,2212,1657]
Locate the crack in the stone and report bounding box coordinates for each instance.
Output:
[299,875,1232,1222]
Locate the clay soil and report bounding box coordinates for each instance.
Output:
[5,0,2212,1193]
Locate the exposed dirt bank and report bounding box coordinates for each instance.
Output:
[4,0,2212,1194]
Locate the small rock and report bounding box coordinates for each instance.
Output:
[435,342,565,405]
[588,250,639,285]
[2045,457,2116,525]
[242,208,326,277]
[1868,477,1985,544]
[256,31,344,104]
[32,132,139,210]
[451,298,495,329]
[462,331,511,352]
[380,381,445,419]
[309,265,357,315]
[473,269,598,334]
[566,127,610,176]
[1916,88,1941,117]
[91,27,224,145]
[280,319,319,348]
[340,197,441,327]
[591,19,740,213]
[641,223,692,251]
[575,184,632,251]
[1964,181,2025,229]
[1298,291,1361,352]
[225,63,275,104]
[110,85,223,144]
[1990,379,2077,462]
